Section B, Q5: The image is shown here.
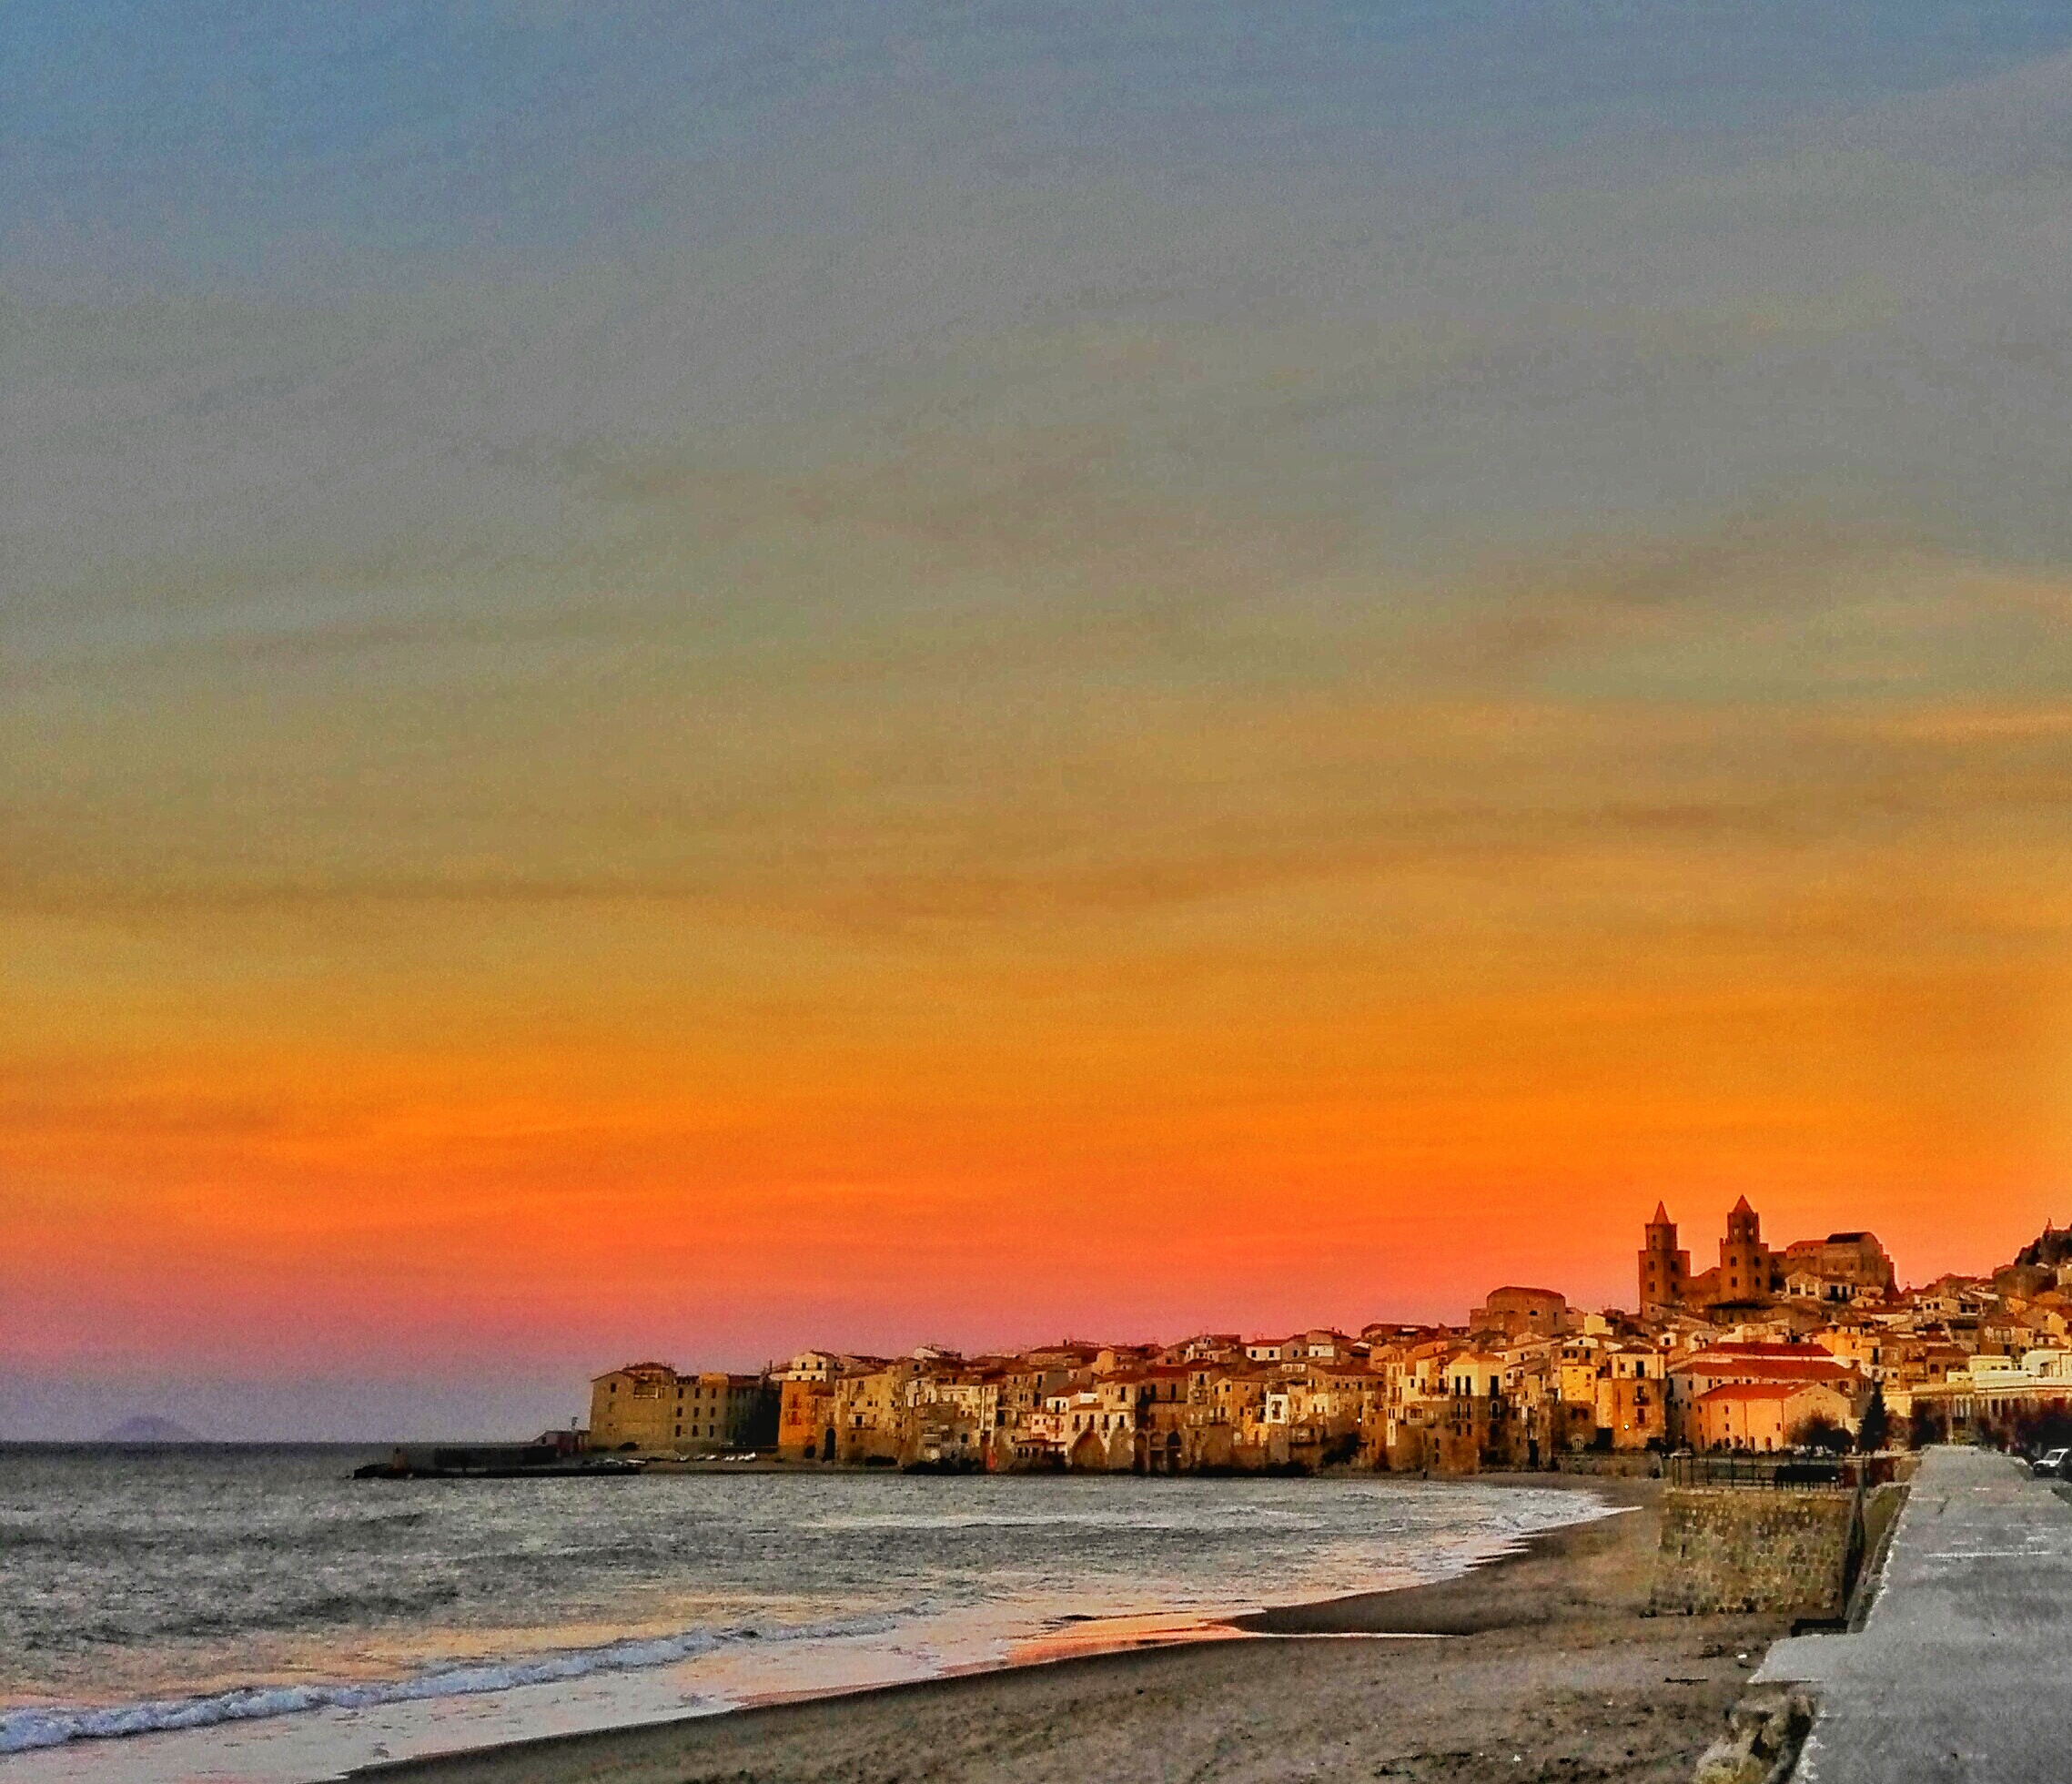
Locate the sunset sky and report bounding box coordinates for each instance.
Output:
[10,4,2072,1437]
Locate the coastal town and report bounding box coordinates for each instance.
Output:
[586,1201,2072,1473]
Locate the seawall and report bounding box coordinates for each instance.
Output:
[1651,1485,1859,1619]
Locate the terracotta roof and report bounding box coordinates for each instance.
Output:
[1696,1382,1834,1403]
[1673,1356,1856,1384]
[1702,1342,1828,1356]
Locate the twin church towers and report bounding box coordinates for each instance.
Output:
[1641,1200,1894,1313]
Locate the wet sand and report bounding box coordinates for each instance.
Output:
[362,1477,1783,1784]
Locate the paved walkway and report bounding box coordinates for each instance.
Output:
[1756,1446,2072,1782]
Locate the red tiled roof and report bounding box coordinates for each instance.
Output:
[1672,1355,1857,1384]
[1696,1382,1834,1403]
[1703,1342,1828,1356]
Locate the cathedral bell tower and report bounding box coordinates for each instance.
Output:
[1719,1194,1772,1302]
[1639,1203,1689,1312]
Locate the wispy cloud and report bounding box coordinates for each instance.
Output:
[9,7,2072,1404]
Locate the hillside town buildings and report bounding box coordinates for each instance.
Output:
[585,1208,2072,1474]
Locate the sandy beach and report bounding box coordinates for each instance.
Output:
[361,1478,1784,1784]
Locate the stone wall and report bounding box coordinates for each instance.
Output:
[1552,1450,1662,1478]
[1651,1485,1859,1617]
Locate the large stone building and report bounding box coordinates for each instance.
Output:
[589,1363,778,1454]
[1641,1200,1894,1316]
[1469,1285,1571,1338]
[1691,1379,1855,1452]
[1782,1232,1897,1303]
[1664,1341,1868,1444]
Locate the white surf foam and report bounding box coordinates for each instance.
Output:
[0,1610,902,1755]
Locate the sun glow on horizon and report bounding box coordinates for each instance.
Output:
[9,5,2072,1434]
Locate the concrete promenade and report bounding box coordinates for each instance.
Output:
[1757,1446,2072,1781]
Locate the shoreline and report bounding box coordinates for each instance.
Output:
[359,1474,1780,1784]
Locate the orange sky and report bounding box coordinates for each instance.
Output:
[10,662,2070,1396]
[9,11,2072,1435]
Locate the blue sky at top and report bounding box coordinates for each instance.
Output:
[7,3,2072,292]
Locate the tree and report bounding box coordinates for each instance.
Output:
[1909,1403,1948,1450]
[1794,1414,1850,1455]
[2007,1406,2072,1458]
[1857,1385,1889,1454]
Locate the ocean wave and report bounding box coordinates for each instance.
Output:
[0,1505,435,1556]
[802,1505,1322,1533]
[162,1585,465,1638]
[797,1481,1608,1540]
[0,1610,903,1756]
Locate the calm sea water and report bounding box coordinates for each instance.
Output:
[0,1446,1612,1783]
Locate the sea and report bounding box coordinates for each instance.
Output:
[0,1446,1615,1783]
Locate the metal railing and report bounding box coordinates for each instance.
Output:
[1665,1452,1903,1489]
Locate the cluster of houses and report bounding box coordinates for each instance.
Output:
[584,1205,2072,1472]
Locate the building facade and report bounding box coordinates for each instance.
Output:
[589,1363,777,1454]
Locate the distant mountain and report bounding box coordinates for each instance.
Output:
[98,1414,204,1444]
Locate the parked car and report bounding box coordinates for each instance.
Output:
[2031,1447,2068,1479]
